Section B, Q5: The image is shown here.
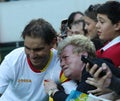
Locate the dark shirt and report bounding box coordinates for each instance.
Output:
[109,75,120,95]
[91,38,104,50]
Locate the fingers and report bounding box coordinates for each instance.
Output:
[86,63,98,76]
[93,67,104,78]
[86,63,113,96]
[44,79,57,87]
[87,88,103,96]
[86,77,98,87]
[101,63,112,78]
[86,63,111,79]
[44,79,58,94]
[86,63,89,71]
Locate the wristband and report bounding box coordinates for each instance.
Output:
[48,88,58,97]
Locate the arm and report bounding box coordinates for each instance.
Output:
[109,75,120,95]
[44,79,68,101]
[53,91,68,101]
[86,63,120,95]
[0,61,13,96]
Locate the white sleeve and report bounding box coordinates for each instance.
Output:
[0,55,14,94]
[61,80,77,94]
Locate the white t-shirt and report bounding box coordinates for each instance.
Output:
[0,47,63,101]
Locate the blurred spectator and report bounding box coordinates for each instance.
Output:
[96,1,120,67]
[84,4,104,50]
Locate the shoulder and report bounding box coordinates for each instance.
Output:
[51,48,58,55]
[0,47,26,79]
[2,47,26,65]
[5,47,24,58]
[93,58,120,77]
[51,48,59,61]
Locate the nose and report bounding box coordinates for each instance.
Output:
[29,50,36,58]
[96,22,100,29]
[60,59,65,68]
[84,24,87,30]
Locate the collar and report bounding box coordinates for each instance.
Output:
[101,36,120,51]
[27,50,53,73]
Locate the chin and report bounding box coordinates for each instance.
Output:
[32,62,40,67]
[64,73,71,78]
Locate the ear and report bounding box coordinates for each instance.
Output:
[114,21,120,31]
[50,37,57,49]
[79,51,88,57]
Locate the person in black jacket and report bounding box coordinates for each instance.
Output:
[44,35,119,101]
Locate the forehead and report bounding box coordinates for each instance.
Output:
[74,14,83,20]
[62,45,74,55]
[84,16,95,23]
[97,14,108,20]
[24,36,46,48]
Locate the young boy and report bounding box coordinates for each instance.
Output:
[96,1,120,67]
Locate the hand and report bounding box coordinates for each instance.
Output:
[86,77,112,96]
[86,63,112,95]
[44,79,58,96]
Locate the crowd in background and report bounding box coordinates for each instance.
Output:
[0,0,120,101]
